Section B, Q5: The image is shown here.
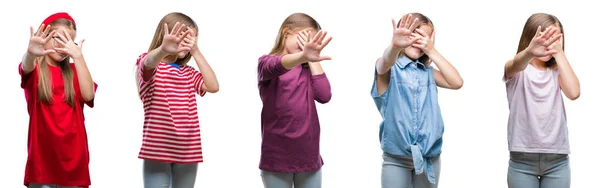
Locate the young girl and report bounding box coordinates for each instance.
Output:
[371,13,463,188]
[257,13,333,188]
[19,12,97,188]
[504,13,579,188]
[135,12,219,188]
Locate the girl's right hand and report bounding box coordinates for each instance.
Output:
[301,30,333,62]
[392,14,420,49]
[526,26,562,57]
[28,24,56,57]
[160,22,192,54]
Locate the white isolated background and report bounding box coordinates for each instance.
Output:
[0,0,598,187]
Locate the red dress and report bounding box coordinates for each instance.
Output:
[19,63,97,187]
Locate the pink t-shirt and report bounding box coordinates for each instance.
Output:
[505,65,569,154]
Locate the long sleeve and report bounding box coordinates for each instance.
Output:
[258,55,289,81]
[311,73,332,104]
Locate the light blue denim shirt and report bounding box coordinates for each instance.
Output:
[371,56,445,184]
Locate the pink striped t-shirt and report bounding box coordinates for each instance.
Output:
[136,53,206,163]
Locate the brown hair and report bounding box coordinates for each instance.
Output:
[396,13,434,65]
[517,13,564,67]
[37,18,76,106]
[269,13,321,55]
[148,12,198,65]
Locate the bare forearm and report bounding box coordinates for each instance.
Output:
[555,53,580,100]
[506,50,534,79]
[377,44,403,74]
[281,52,308,70]
[308,62,324,75]
[191,49,219,92]
[72,56,95,101]
[144,48,170,70]
[429,49,463,88]
[21,52,37,74]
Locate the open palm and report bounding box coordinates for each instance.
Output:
[160,22,191,54]
[28,24,55,57]
[528,26,561,57]
[392,14,420,48]
[301,30,333,62]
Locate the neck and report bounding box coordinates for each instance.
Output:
[530,58,547,69]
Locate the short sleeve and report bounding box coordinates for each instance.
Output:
[84,83,98,108]
[192,69,206,97]
[137,53,157,84]
[19,62,35,89]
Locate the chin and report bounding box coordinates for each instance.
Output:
[177,52,188,58]
[536,56,553,62]
[405,50,424,61]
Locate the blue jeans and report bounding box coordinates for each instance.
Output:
[143,160,198,188]
[508,152,570,188]
[261,169,322,188]
[381,153,441,188]
[28,183,81,188]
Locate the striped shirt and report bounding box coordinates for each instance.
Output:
[136,53,206,163]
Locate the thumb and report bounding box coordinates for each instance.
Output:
[319,56,332,61]
[79,39,85,49]
[431,31,436,43]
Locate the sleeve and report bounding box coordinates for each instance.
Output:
[137,53,156,98]
[19,62,35,89]
[311,73,332,104]
[257,55,289,81]
[137,53,157,84]
[192,69,206,97]
[84,83,98,108]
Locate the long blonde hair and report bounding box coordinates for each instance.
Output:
[269,13,321,55]
[37,18,77,106]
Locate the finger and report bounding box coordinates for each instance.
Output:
[312,30,323,42]
[317,31,327,43]
[534,26,542,38]
[35,24,44,37]
[545,33,562,46]
[187,26,196,36]
[297,41,304,50]
[170,22,180,35]
[392,18,398,29]
[56,32,69,44]
[541,27,555,39]
[54,48,68,53]
[431,31,436,43]
[297,34,306,44]
[404,14,413,29]
[63,30,73,41]
[42,24,52,37]
[415,28,429,38]
[318,55,332,61]
[399,15,406,28]
[544,49,558,56]
[408,18,420,32]
[300,31,309,41]
[174,24,186,36]
[44,30,56,41]
[78,39,85,49]
[320,36,332,48]
[43,49,56,54]
[178,46,191,52]
[163,23,169,36]
[30,26,34,38]
[178,30,192,41]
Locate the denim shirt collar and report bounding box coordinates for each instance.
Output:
[397,56,426,69]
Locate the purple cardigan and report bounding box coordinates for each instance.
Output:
[257,55,332,173]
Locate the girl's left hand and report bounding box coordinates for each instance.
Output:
[296,29,310,50]
[54,30,84,59]
[549,33,564,55]
[182,27,199,52]
[411,29,435,54]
